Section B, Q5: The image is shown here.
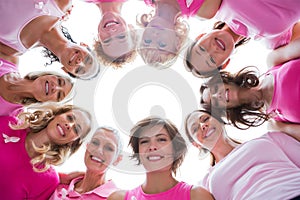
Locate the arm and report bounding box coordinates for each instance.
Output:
[108,190,127,200]
[267,22,300,68]
[267,119,300,142]
[191,186,215,200]
[196,0,222,19]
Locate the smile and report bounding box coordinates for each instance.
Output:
[204,128,215,138]
[215,38,225,51]
[45,81,49,95]
[91,155,105,163]
[147,155,164,161]
[57,124,65,137]
[225,89,229,102]
[104,21,119,28]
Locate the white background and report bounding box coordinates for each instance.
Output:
[19,0,270,189]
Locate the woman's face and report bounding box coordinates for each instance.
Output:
[32,75,72,102]
[46,109,90,145]
[60,43,98,79]
[201,83,241,109]
[98,12,135,58]
[189,30,235,76]
[186,111,224,151]
[85,129,121,173]
[138,125,174,173]
[140,17,179,55]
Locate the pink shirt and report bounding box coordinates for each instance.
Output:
[0,58,23,116]
[85,0,126,2]
[0,0,65,53]
[143,0,204,18]
[125,181,192,200]
[0,116,59,199]
[267,58,300,123]
[201,132,300,200]
[215,0,300,49]
[50,177,119,200]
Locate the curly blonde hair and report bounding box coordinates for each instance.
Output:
[137,12,189,69]
[10,103,92,172]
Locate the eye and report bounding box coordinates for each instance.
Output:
[157,137,167,142]
[144,39,152,45]
[67,115,74,122]
[57,92,62,101]
[158,41,166,48]
[75,66,84,74]
[73,125,80,135]
[103,38,112,44]
[117,34,126,39]
[91,139,99,146]
[58,78,61,86]
[199,46,205,52]
[105,145,115,152]
[139,139,149,144]
[212,85,218,93]
[210,56,216,65]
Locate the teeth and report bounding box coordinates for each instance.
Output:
[147,156,163,161]
[215,38,225,51]
[205,128,215,138]
[57,125,65,137]
[91,156,104,163]
[104,21,118,28]
[45,81,49,95]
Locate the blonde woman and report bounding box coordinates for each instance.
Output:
[0,104,92,199]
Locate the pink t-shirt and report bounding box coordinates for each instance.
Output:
[267,58,300,123]
[50,177,119,200]
[0,58,23,116]
[143,0,204,18]
[125,181,192,200]
[0,116,59,199]
[215,0,300,49]
[85,0,126,2]
[0,0,65,53]
[201,132,300,200]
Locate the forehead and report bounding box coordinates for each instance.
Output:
[139,125,169,138]
[102,38,134,58]
[188,111,207,123]
[92,129,118,146]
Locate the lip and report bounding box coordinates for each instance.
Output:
[69,51,79,65]
[146,154,164,161]
[90,155,105,163]
[204,127,215,138]
[56,124,65,137]
[215,38,225,51]
[45,81,49,95]
[104,21,119,28]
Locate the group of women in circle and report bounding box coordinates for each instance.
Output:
[1,0,300,199]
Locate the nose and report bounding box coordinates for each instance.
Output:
[76,56,82,64]
[64,122,74,130]
[200,122,208,131]
[149,141,157,151]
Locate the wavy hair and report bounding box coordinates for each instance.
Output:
[10,103,92,172]
[200,67,270,129]
[129,116,187,175]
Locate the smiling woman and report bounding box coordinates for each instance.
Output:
[0,103,92,199]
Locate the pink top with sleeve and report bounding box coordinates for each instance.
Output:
[0,116,59,199]
[143,0,204,18]
[50,177,119,200]
[0,58,23,116]
[125,181,192,200]
[201,132,300,200]
[0,0,65,53]
[215,0,300,49]
[266,58,300,123]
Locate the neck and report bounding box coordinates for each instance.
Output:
[0,77,35,104]
[156,2,181,22]
[258,75,274,107]
[25,130,50,158]
[97,2,123,14]
[40,26,67,58]
[142,170,178,194]
[74,170,106,194]
[211,131,238,163]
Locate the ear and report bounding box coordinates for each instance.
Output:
[61,66,68,73]
[250,100,264,109]
[196,33,206,41]
[113,155,123,166]
[192,142,202,149]
[80,42,88,47]
[221,58,230,69]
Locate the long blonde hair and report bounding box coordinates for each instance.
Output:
[10,103,92,172]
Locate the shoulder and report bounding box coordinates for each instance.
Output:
[191,185,214,200]
[108,190,127,200]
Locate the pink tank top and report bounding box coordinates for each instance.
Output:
[143,0,204,18]
[266,58,300,123]
[125,181,192,200]
[0,0,65,53]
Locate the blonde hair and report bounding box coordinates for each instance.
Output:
[137,12,189,69]
[10,103,92,172]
